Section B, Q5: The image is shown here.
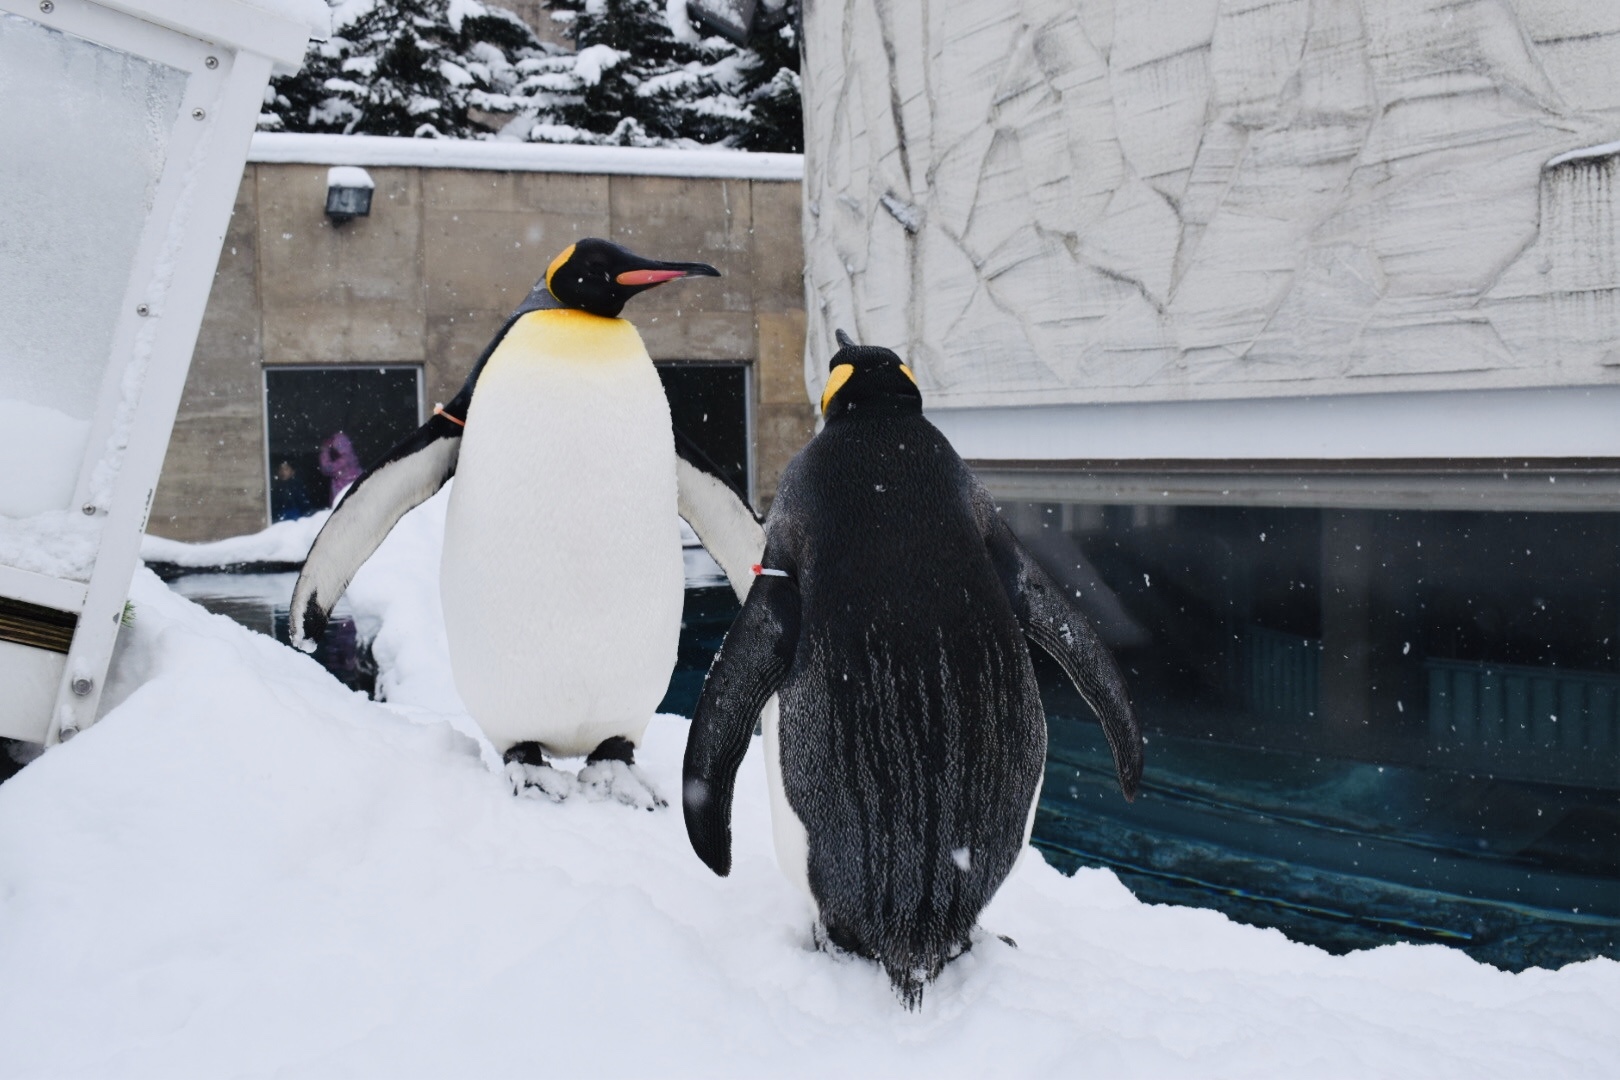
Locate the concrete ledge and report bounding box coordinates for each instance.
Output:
[249,134,805,182]
[928,386,1620,463]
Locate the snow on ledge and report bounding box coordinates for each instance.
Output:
[326,165,374,189]
[140,511,329,568]
[1546,140,1620,168]
[249,133,804,181]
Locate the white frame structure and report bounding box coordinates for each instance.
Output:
[0,0,311,744]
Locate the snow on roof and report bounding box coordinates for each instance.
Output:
[249,132,805,181]
[0,489,1615,1074]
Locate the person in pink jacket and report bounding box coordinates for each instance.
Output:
[317,431,363,506]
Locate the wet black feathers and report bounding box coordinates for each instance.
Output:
[769,410,1047,1007]
[684,340,1142,1008]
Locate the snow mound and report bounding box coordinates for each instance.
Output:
[1,497,1615,1075]
[141,510,331,567]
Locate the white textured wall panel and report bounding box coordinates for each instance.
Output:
[802,0,1620,408]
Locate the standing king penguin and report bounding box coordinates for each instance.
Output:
[291,239,765,805]
[682,333,1143,1006]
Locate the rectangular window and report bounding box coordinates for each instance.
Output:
[655,361,751,502]
[263,366,422,524]
[653,361,751,718]
[984,462,1620,969]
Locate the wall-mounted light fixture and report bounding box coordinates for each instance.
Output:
[325,165,374,224]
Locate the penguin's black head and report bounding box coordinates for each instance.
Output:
[545,238,720,318]
[820,329,922,421]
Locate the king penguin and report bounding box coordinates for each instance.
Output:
[291,238,765,806]
[682,332,1143,1007]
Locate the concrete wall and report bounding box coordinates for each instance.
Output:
[149,163,810,541]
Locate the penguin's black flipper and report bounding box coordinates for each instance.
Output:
[288,393,466,652]
[987,517,1145,801]
[683,573,800,876]
[674,428,764,602]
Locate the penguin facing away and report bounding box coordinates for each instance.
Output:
[682,332,1143,1007]
[291,238,766,806]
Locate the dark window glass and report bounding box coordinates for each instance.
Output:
[653,362,750,717]
[658,586,741,718]
[999,494,1620,969]
[656,362,749,498]
[264,367,421,523]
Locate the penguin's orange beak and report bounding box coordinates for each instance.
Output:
[616,268,692,286]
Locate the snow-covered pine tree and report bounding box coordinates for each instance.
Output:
[261,0,551,138]
[521,0,689,145]
[539,0,800,150]
[727,3,801,153]
[261,1,802,150]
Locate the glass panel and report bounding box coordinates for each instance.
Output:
[264,367,423,522]
[0,11,186,520]
[655,362,750,497]
[654,361,749,716]
[1000,495,1620,969]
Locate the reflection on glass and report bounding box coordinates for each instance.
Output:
[1005,498,1620,969]
[264,367,423,523]
[655,362,749,497]
[0,12,186,520]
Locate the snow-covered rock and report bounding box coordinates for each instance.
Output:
[802,0,1620,409]
[0,472,1615,1074]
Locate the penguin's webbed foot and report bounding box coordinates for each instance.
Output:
[504,742,577,802]
[578,738,665,811]
[507,760,578,802]
[584,735,635,766]
[504,741,550,768]
[814,921,877,962]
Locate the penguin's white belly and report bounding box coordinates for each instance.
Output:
[440,312,683,756]
[761,697,817,916]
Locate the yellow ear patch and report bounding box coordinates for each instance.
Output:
[821,363,855,413]
[545,243,576,294]
[899,364,916,384]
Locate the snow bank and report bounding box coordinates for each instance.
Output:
[0,510,101,582]
[249,131,804,180]
[140,509,331,567]
[1,497,1615,1076]
[0,399,89,519]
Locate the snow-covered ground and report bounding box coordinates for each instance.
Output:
[1,491,1616,1077]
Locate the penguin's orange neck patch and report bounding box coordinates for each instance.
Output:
[498,308,643,367]
[821,363,855,413]
[544,243,576,296]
